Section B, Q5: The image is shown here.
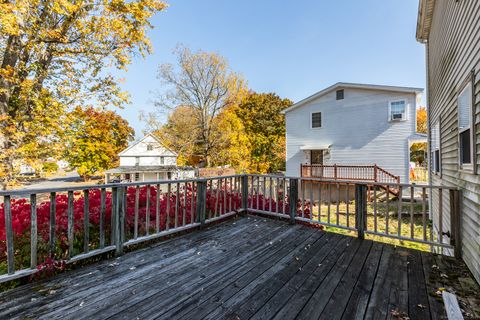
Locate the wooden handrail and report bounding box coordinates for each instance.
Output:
[301,164,400,184]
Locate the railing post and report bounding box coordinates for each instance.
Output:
[374,164,378,182]
[196,179,207,227]
[449,189,462,259]
[4,195,14,274]
[355,184,367,240]
[113,187,123,256]
[334,164,337,180]
[241,174,248,211]
[289,178,299,224]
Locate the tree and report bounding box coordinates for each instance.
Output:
[153,46,247,167]
[417,107,427,133]
[0,0,166,188]
[236,92,292,173]
[63,107,134,180]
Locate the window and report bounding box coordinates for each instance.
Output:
[458,82,473,167]
[311,112,322,128]
[431,121,441,174]
[135,173,140,181]
[336,89,344,100]
[147,144,153,151]
[388,100,407,121]
[160,156,165,165]
[135,157,140,166]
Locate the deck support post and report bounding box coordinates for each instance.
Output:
[113,187,124,256]
[196,179,207,227]
[355,184,367,240]
[289,178,299,224]
[241,174,248,212]
[449,189,462,259]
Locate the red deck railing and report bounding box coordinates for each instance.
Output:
[300,164,400,184]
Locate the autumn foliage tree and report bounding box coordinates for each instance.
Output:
[151,46,247,167]
[417,106,427,133]
[63,107,134,180]
[236,92,292,173]
[0,0,167,188]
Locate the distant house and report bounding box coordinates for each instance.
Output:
[105,133,195,183]
[416,0,480,283]
[281,82,425,184]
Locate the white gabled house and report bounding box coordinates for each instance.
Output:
[281,82,425,184]
[105,133,195,183]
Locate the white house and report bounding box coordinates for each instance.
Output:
[105,133,196,183]
[282,82,425,183]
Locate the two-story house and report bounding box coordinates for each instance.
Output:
[282,82,425,184]
[105,133,195,183]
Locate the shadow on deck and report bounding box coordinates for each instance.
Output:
[0,215,475,319]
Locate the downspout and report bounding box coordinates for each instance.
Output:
[425,41,434,220]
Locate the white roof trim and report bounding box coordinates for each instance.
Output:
[300,145,331,150]
[280,82,424,114]
[118,133,178,156]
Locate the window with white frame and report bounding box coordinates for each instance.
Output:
[388,100,407,121]
[311,112,322,128]
[431,121,441,174]
[458,82,473,167]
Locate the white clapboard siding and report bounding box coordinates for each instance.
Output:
[285,87,420,183]
[422,0,480,283]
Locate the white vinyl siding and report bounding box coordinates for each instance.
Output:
[285,88,419,183]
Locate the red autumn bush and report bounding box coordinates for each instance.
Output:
[0,182,308,276]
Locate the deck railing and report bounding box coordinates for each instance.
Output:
[0,174,460,283]
[301,164,401,184]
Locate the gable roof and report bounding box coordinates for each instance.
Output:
[280,82,424,114]
[416,0,436,42]
[118,133,178,156]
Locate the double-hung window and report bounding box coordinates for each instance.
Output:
[311,112,322,128]
[458,82,473,168]
[388,100,407,121]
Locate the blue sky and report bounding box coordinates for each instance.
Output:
[115,0,425,137]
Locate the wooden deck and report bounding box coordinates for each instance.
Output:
[0,215,450,319]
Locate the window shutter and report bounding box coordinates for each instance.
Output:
[431,121,440,150]
[458,83,472,130]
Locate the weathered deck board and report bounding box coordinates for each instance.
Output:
[0,215,461,320]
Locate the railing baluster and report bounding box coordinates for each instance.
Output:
[100,188,106,249]
[301,180,305,218]
[439,188,443,244]
[183,182,187,226]
[30,194,37,269]
[282,178,287,214]
[223,178,227,215]
[262,176,267,211]
[327,183,331,224]
[309,181,313,220]
[229,177,233,213]
[318,182,322,223]
[111,187,117,245]
[256,176,260,209]
[166,183,171,231]
[275,177,279,213]
[156,184,160,233]
[49,192,56,257]
[175,182,180,227]
[134,186,139,239]
[397,186,402,238]
[4,196,14,274]
[373,186,377,232]
[345,183,349,227]
[410,186,414,239]
[214,179,220,217]
[190,182,195,223]
[68,191,74,258]
[83,190,89,253]
[146,185,151,235]
[336,183,340,225]
[422,187,427,241]
[385,187,390,235]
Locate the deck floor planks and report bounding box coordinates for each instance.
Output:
[49,218,292,319]
[105,224,316,319]
[0,216,255,313]
[0,215,462,320]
